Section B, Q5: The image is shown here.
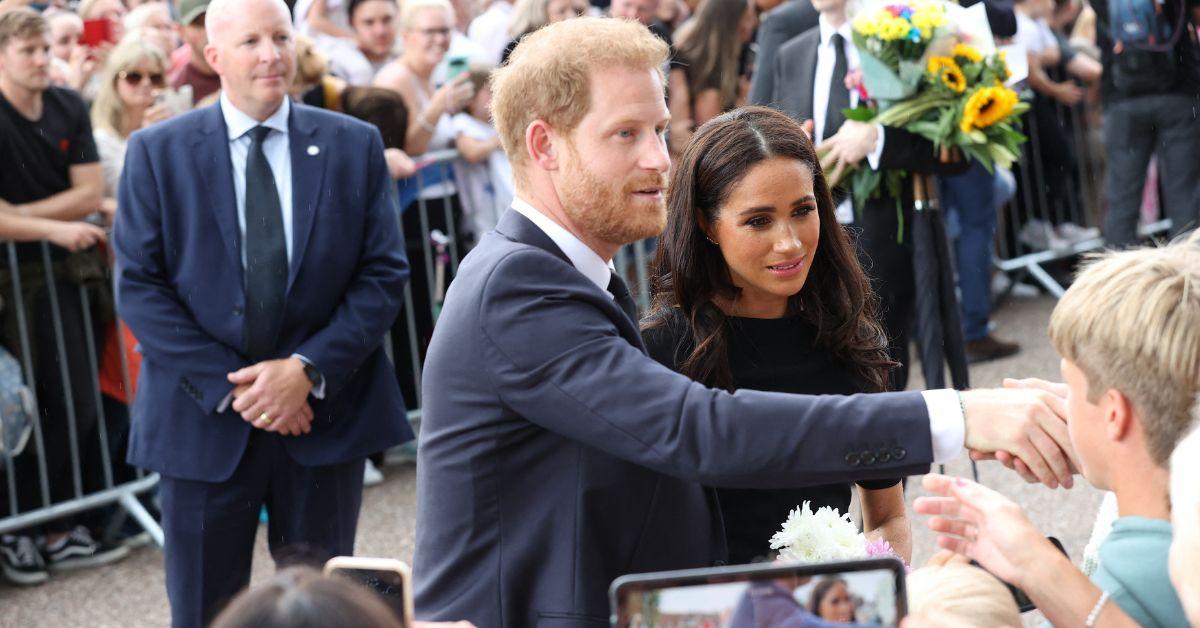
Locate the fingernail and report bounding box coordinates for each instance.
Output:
[954,477,966,486]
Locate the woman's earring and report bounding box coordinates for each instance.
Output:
[706,236,718,245]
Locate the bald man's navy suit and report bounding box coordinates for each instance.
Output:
[114,102,411,627]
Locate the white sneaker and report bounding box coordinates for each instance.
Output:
[364,459,384,487]
[1055,222,1100,243]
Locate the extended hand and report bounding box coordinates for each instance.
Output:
[229,358,314,436]
[960,385,1078,489]
[818,120,878,186]
[913,474,1054,588]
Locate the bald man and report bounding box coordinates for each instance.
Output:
[112,0,411,625]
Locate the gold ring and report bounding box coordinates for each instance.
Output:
[258,412,272,424]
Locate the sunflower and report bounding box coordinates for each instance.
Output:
[927,55,955,74]
[941,65,967,92]
[960,86,1019,134]
[952,43,983,64]
[927,56,966,93]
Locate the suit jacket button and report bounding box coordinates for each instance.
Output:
[861,451,877,465]
[892,446,907,461]
[233,306,243,316]
[877,448,892,463]
[845,452,861,466]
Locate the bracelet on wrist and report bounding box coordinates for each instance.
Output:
[418,115,437,134]
[1085,590,1111,627]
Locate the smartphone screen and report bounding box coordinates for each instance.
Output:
[613,559,906,628]
[330,567,408,623]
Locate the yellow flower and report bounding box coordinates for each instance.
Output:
[927,55,956,74]
[941,65,966,92]
[953,43,983,63]
[960,86,1020,134]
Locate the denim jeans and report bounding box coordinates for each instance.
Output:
[940,160,997,342]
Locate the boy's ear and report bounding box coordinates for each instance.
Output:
[1104,388,1135,442]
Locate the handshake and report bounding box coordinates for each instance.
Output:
[227,357,318,437]
[958,377,1077,489]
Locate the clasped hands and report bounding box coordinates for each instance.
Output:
[962,377,1080,490]
[228,357,314,436]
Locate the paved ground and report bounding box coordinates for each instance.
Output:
[0,293,1104,626]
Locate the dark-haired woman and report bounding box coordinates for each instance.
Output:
[642,106,911,565]
[809,577,857,623]
[666,0,757,157]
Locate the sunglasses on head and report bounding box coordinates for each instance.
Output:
[119,70,166,88]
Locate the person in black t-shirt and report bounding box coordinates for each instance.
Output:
[1090,0,1200,245]
[642,107,911,565]
[0,8,125,587]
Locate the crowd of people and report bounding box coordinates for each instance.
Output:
[0,0,1198,626]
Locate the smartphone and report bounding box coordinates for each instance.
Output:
[324,556,413,627]
[445,55,470,82]
[154,87,194,116]
[971,536,1067,613]
[610,557,907,627]
[79,18,115,48]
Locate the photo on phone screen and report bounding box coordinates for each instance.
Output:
[611,558,907,628]
[324,557,412,627]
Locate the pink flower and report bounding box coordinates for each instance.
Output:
[844,69,870,103]
[864,538,895,557]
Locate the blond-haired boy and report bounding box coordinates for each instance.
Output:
[918,235,1200,627]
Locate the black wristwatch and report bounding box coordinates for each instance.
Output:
[301,361,322,388]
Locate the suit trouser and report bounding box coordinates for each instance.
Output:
[159,431,365,628]
[853,204,915,392]
[1103,93,1200,247]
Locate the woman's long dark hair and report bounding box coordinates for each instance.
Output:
[644,106,893,392]
[809,577,856,621]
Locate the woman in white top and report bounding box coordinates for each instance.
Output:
[374,0,477,410]
[90,39,174,223]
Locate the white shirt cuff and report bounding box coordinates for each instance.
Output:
[922,389,965,463]
[866,123,886,170]
[217,390,233,413]
[293,353,326,399]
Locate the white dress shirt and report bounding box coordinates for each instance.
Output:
[220,93,295,267]
[813,15,886,224]
[508,200,965,462]
[217,95,324,405]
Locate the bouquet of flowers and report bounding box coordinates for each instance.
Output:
[769,501,905,565]
[827,0,1029,208]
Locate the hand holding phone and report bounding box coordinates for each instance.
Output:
[80,18,116,48]
[325,556,413,628]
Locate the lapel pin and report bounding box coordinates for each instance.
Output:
[307,145,320,156]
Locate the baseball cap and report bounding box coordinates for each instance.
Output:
[177,0,210,25]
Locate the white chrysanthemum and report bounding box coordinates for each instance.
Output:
[769,501,868,563]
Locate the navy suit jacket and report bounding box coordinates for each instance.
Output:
[414,209,934,626]
[114,102,413,483]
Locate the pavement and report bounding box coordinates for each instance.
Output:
[0,292,1104,627]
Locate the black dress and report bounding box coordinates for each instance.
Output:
[642,313,900,564]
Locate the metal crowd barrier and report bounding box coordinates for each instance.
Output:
[995,93,1172,298]
[0,241,161,546]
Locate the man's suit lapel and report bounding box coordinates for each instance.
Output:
[287,104,326,293]
[494,209,647,352]
[495,208,571,265]
[193,105,242,280]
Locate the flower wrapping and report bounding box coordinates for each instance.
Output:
[828,0,1030,211]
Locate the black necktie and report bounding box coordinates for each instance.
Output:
[607,272,638,325]
[824,33,850,142]
[242,125,288,360]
